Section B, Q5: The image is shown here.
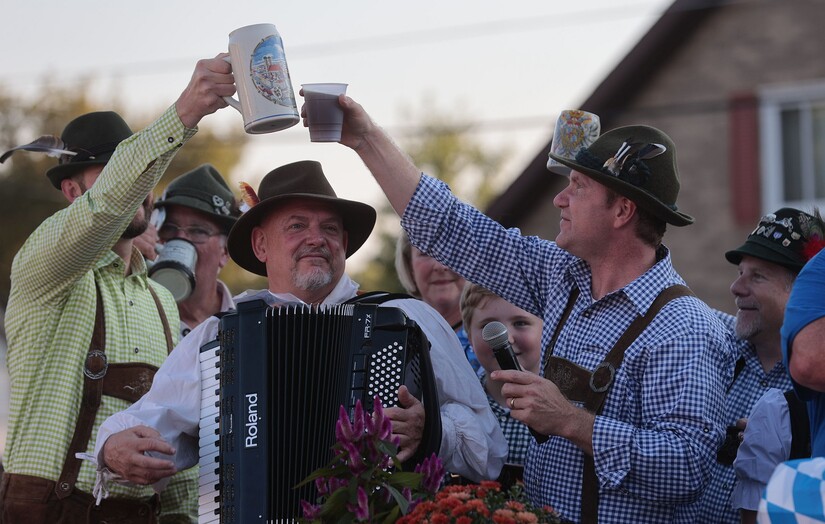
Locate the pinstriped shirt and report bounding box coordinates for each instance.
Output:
[402,175,736,523]
[4,105,197,515]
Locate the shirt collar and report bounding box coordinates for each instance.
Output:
[233,274,360,306]
[568,244,683,316]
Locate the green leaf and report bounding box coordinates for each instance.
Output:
[383,484,410,514]
[386,471,423,489]
[318,487,350,518]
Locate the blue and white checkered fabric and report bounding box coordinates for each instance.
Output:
[402,175,735,523]
[759,458,825,523]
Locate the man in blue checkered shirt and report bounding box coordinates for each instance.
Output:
[329,99,735,523]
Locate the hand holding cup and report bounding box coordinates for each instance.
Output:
[301,83,348,142]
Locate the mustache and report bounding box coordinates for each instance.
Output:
[294,246,332,263]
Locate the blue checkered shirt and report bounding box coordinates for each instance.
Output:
[402,175,735,523]
[692,312,793,523]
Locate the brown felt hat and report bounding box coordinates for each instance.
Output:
[548,125,694,226]
[227,160,376,276]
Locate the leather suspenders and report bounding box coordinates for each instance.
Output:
[55,284,174,499]
[542,284,694,524]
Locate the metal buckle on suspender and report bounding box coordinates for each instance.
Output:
[84,349,108,380]
[589,361,615,393]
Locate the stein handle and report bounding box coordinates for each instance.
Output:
[222,55,242,113]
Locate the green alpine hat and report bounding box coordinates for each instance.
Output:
[155,164,239,234]
[45,111,134,189]
[725,208,825,272]
[227,160,376,276]
[548,124,694,226]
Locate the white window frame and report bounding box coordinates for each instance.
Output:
[759,79,825,213]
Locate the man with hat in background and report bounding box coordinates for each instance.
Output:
[151,164,240,338]
[91,160,506,496]
[694,208,824,523]
[328,96,734,523]
[0,55,234,523]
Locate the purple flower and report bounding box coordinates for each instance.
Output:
[335,405,354,443]
[300,500,321,520]
[414,453,445,494]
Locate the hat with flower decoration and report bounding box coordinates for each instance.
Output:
[548,124,693,226]
[227,160,376,276]
[725,208,825,272]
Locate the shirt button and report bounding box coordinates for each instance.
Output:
[128,300,134,306]
[167,136,175,143]
[703,426,710,433]
[583,311,592,318]
[760,380,768,387]
[134,347,140,354]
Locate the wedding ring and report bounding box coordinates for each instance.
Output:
[510,397,516,410]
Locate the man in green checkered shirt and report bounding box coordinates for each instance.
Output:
[0,54,235,524]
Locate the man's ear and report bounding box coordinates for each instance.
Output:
[218,239,230,269]
[251,226,267,263]
[60,177,83,203]
[614,197,637,229]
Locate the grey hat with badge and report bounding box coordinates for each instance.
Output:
[155,164,240,234]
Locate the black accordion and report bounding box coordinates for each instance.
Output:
[198,298,441,523]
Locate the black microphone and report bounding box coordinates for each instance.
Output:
[482,321,522,371]
[482,320,548,443]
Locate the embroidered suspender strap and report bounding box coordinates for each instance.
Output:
[55,283,175,499]
[578,284,694,524]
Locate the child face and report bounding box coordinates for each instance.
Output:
[467,296,543,375]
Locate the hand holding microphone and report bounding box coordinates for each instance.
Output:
[483,321,548,443]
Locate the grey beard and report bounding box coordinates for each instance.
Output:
[293,266,334,291]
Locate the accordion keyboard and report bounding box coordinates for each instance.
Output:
[198,339,221,524]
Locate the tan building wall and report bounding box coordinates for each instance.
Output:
[506,1,825,313]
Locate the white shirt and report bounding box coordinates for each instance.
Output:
[95,274,507,487]
[178,279,235,338]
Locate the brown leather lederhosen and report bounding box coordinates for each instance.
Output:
[541,284,693,524]
[0,283,174,524]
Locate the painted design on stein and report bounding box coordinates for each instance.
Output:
[249,35,296,109]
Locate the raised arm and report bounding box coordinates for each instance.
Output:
[320,95,421,216]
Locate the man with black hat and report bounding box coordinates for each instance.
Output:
[0,55,235,523]
[694,208,824,523]
[150,164,240,337]
[328,96,734,523]
[91,161,506,494]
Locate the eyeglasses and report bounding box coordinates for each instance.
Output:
[158,223,221,244]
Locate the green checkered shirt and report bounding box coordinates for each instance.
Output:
[4,105,198,519]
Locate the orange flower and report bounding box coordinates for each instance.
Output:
[516,511,540,523]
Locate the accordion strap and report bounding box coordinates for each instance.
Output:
[55,283,173,499]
